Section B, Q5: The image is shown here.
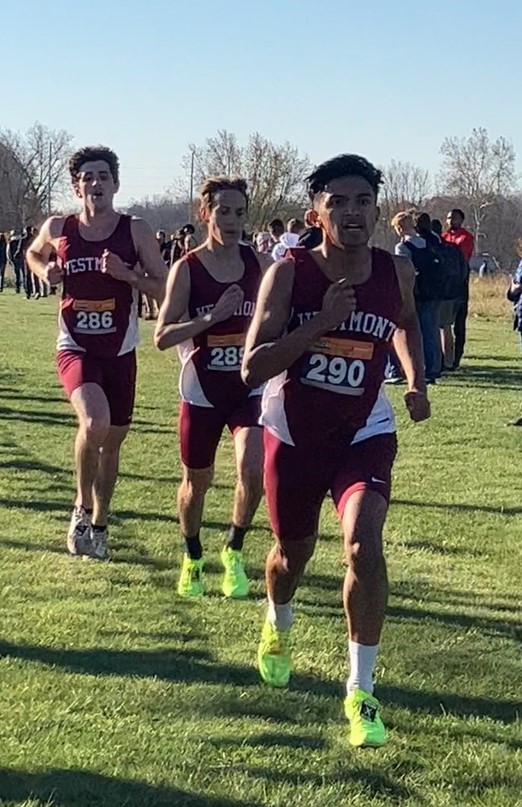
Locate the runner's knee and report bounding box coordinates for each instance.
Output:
[80,415,110,447]
[346,537,384,577]
[278,534,317,574]
[181,466,214,498]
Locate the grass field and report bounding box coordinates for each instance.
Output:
[0,287,521,807]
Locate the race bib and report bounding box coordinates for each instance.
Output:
[206,333,244,372]
[300,337,373,395]
[72,299,116,335]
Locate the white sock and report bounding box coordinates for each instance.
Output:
[267,598,294,630]
[347,641,379,695]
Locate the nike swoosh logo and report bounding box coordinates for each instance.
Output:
[371,477,386,484]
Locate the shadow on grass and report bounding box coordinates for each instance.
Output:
[379,683,519,724]
[0,391,65,404]
[393,499,522,517]
[447,364,522,388]
[0,405,75,426]
[0,768,260,807]
[245,765,413,800]
[0,458,70,476]
[0,639,261,688]
[211,732,327,750]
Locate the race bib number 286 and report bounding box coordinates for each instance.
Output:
[300,337,373,395]
[72,299,116,335]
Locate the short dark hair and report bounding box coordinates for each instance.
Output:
[450,208,465,221]
[431,219,443,237]
[182,223,195,235]
[268,218,284,232]
[306,153,383,201]
[69,145,120,184]
[199,176,248,211]
[413,211,432,235]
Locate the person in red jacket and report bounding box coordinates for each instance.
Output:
[442,209,475,368]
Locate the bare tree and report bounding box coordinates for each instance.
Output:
[373,159,431,251]
[0,122,73,229]
[179,129,311,231]
[439,127,516,250]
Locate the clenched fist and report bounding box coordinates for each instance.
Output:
[210,284,245,324]
[404,390,431,423]
[319,278,357,331]
[44,261,63,286]
[102,250,131,282]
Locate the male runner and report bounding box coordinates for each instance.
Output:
[27,145,166,559]
[155,177,270,598]
[242,154,430,747]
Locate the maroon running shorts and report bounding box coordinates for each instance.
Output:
[264,430,398,542]
[57,349,137,427]
[179,396,262,469]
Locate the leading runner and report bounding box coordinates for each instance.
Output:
[242,154,430,747]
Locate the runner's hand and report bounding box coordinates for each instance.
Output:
[319,279,356,330]
[210,284,244,324]
[102,250,131,282]
[404,390,431,422]
[43,261,63,286]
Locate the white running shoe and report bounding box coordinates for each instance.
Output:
[67,506,92,556]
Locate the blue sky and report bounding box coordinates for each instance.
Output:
[3,0,521,206]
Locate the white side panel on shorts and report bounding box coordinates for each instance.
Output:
[118,288,140,356]
[351,386,396,445]
[260,372,295,446]
[56,310,84,353]
[177,340,213,407]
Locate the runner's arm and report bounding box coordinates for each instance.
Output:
[130,218,167,302]
[154,260,212,350]
[392,256,426,393]
[26,217,65,281]
[242,260,335,388]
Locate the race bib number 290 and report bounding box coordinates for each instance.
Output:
[300,337,373,396]
[72,299,116,335]
[206,334,244,371]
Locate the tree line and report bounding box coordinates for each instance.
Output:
[1,123,519,266]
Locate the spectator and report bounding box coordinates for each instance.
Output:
[297,209,322,250]
[507,260,522,347]
[181,223,197,254]
[391,211,441,383]
[0,233,6,292]
[442,209,475,369]
[6,231,24,294]
[271,218,305,261]
[414,211,440,248]
[432,217,468,371]
[268,218,284,250]
[156,230,172,265]
[255,231,272,253]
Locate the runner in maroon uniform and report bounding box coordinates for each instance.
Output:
[26,146,166,559]
[242,154,430,747]
[155,177,270,598]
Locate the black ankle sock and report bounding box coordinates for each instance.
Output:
[184,532,202,560]
[92,524,107,532]
[226,524,247,551]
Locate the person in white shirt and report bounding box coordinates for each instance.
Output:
[271,218,306,261]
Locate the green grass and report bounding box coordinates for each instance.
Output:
[0,292,520,807]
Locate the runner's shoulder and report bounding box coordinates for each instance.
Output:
[39,215,67,242]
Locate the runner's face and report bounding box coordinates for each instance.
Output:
[315,176,378,248]
[76,160,118,210]
[208,190,247,245]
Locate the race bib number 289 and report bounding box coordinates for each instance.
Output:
[206,333,244,372]
[300,337,373,396]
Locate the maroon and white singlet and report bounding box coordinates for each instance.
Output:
[55,215,139,426]
[262,248,403,541]
[177,245,263,469]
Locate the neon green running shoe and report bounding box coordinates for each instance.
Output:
[177,555,204,598]
[344,688,387,748]
[220,547,250,598]
[257,618,292,687]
